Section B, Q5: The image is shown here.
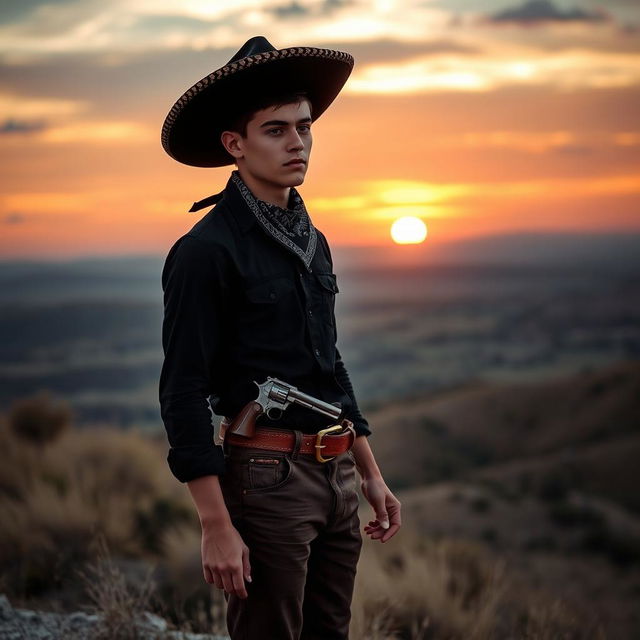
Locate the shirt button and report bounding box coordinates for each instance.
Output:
[314,348,320,356]
[308,309,313,317]
[269,291,276,300]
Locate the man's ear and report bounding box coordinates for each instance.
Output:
[221,130,244,160]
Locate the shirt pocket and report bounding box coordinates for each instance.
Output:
[316,273,339,294]
[314,272,339,327]
[237,275,302,348]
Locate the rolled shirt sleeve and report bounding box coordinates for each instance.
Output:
[159,233,230,482]
[334,346,372,437]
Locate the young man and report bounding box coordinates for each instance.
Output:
[159,36,401,640]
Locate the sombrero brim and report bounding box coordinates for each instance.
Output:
[161,47,354,168]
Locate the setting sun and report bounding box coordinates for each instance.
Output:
[390,216,428,244]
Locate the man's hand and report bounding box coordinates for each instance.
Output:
[201,522,252,599]
[360,476,402,543]
[350,434,402,543]
[186,475,252,599]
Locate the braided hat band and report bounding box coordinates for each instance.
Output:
[161,36,354,167]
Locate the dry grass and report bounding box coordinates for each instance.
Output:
[0,413,192,600]
[351,528,507,639]
[350,528,606,640]
[80,534,158,640]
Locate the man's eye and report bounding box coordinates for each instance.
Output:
[298,125,311,133]
[268,128,282,135]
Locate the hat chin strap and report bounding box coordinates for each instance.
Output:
[188,190,225,212]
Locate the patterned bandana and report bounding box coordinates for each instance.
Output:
[231,170,317,270]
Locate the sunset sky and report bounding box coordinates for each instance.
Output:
[0,0,638,258]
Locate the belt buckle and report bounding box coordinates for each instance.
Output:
[315,424,343,463]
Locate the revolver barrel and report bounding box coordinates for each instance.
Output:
[266,377,342,421]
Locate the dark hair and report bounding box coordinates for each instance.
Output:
[223,89,312,138]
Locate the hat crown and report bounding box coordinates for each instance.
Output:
[228,36,276,64]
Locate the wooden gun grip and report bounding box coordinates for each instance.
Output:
[226,401,263,438]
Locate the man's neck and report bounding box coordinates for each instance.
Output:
[236,168,291,209]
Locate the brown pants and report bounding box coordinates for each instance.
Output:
[219,430,363,640]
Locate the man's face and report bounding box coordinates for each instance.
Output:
[230,100,312,190]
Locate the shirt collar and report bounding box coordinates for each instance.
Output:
[187,173,256,235]
[224,173,258,235]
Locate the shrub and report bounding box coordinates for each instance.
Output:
[8,390,72,447]
[547,501,604,528]
[469,495,492,513]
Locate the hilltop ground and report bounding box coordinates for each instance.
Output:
[1,360,638,638]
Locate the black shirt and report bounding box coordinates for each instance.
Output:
[159,173,371,483]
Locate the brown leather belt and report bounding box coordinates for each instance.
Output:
[224,420,356,463]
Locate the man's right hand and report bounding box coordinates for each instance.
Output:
[186,474,252,599]
[201,522,252,599]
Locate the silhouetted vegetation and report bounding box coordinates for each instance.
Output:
[8,390,72,447]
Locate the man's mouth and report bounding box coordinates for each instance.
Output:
[284,159,306,166]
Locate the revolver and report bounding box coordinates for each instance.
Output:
[225,376,342,438]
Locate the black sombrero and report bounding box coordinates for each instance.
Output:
[161,35,354,168]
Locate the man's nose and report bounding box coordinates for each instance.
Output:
[287,130,304,150]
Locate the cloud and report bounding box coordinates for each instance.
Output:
[0,0,75,26]
[619,23,639,34]
[38,120,153,144]
[0,49,232,117]
[486,0,610,25]
[267,0,352,19]
[0,93,87,120]
[615,132,640,146]
[0,0,238,60]
[0,0,110,39]
[439,130,582,153]
[552,143,592,154]
[268,1,310,18]
[432,130,640,154]
[0,1,344,60]
[1,191,113,217]
[0,0,628,67]
[310,180,467,222]
[128,13,223,34]
[309,174,640,223]
[325,37,481,63]
[2,212,26,225]
[323,0,351,11]
[0,118,47,134]
[346,49,640,94]
[0,115,154,145]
